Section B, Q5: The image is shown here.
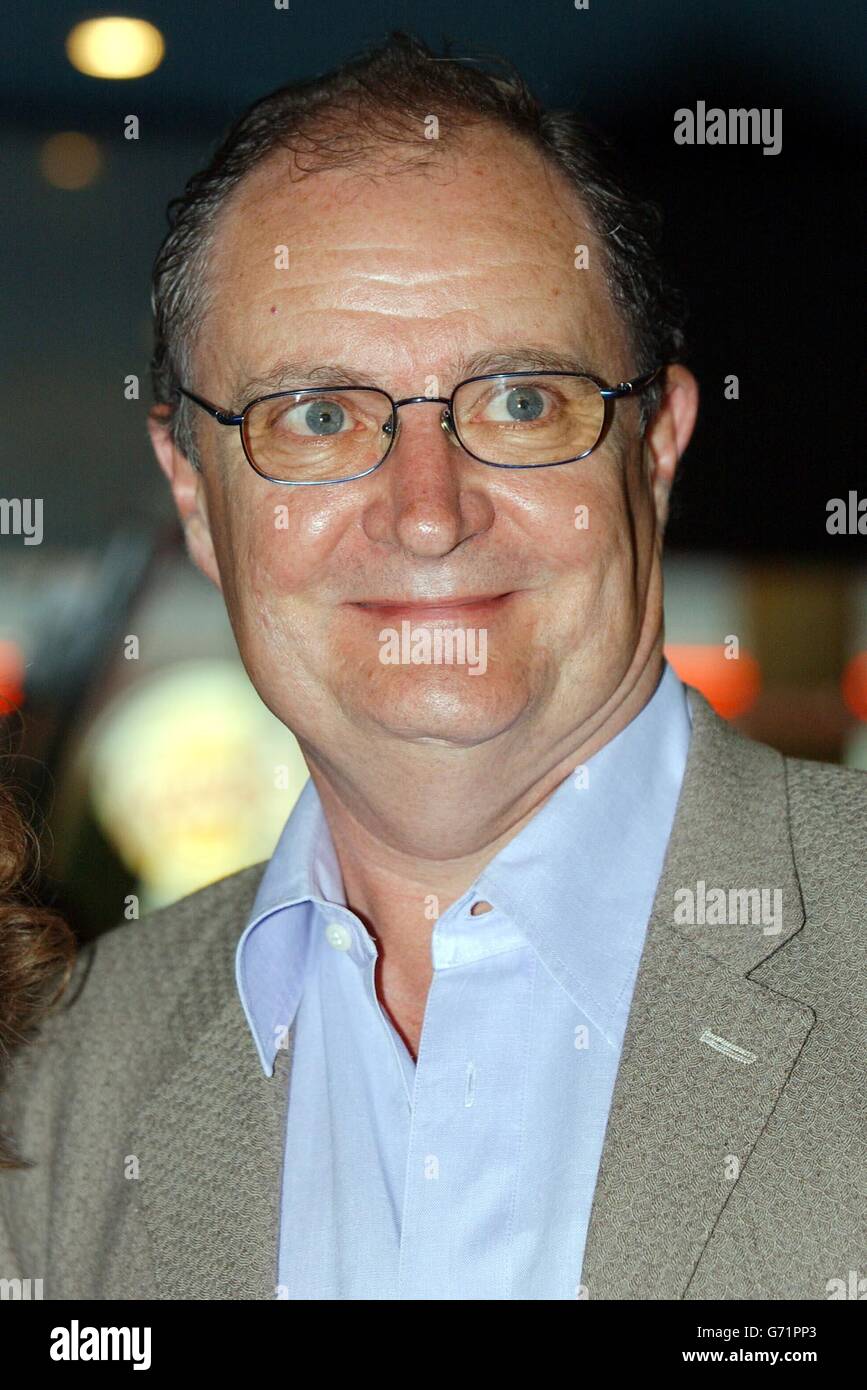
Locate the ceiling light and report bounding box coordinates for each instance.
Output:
[66,16,165,79]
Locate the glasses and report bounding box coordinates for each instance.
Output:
[175,366,662,486]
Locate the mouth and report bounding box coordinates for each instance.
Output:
[349,592,516,621]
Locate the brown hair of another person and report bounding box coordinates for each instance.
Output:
[0,782,76,1168]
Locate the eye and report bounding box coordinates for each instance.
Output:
[480,383,551,424]
[278,396,351,437]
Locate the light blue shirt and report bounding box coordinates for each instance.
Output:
[236,661,692,1299]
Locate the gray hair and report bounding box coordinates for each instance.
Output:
[150,30,687,468]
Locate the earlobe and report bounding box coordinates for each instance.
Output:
[645,364,699,530]
[147,405,223,593]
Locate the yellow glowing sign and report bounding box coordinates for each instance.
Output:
[86,661,309,910]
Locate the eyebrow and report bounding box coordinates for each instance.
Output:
[230,345,599,404]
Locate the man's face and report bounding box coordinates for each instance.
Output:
[157,125,689,768]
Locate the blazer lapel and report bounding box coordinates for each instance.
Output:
[581,687,815,1299]
[134,934,293,1300]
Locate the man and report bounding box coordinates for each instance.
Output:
[1,33,864,1301]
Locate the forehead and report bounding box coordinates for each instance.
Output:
[198,123,629,394]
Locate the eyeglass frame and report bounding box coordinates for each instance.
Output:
[174,365,664,487]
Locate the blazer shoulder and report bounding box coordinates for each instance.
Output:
[783,754,866,869]
[20,860,266,1055]
[781,753,866,963]
[85,859,267,984]
[0,861,267,1166]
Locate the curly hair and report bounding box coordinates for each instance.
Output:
[0,782,76,1168]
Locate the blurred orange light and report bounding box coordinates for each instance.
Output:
[664,643,761,719]
[39,131,103,190]
[0,640,24,714]
[841,651,867,722]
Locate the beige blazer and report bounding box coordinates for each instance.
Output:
[1,687,864,1299]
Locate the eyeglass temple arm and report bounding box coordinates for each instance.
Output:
[599,365,663,400]
[175,385,243,426]
[175,368,664,417]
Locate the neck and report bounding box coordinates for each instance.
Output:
[302,637,666,954]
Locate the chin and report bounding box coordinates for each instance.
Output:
[350,668,531,747]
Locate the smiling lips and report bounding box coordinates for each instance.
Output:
[352,592,515,620]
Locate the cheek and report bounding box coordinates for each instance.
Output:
[222,486,348,616]
[220,490,365,718]
[510,464,646,676]
[510,465,634,584]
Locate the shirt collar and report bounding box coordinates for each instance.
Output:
[236,660,692,1072]
[234,774,351,1075]
[468,659,691,1037]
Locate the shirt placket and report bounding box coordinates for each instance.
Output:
[395,902,534,1300]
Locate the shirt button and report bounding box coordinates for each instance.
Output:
[325,922,353,951]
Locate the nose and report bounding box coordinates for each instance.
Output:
[381,402,460,447]
[361,400,494,558]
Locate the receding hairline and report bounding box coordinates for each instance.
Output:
[151,38,684,468]
[187,115,621,398]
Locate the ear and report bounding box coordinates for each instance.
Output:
[643,364,699,531]
[148,404,223,592]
